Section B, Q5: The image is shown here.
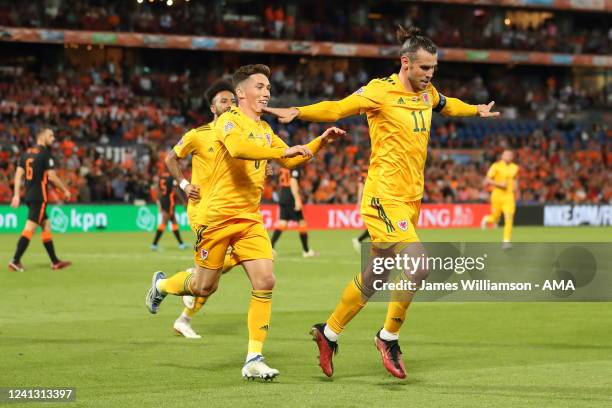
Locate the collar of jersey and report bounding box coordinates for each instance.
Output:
[389,73,430,96]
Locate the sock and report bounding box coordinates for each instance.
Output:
[271,229,282,247]
[358,230,370,242]
[12,230,33,263]
[157,270,193,295]
[172,223,183,244]
[383,290,416,335]
[503,213,514,242]
[152,224,165,245]
[182,296,208,318]
[379,328,399,341]
[299,232,309,252]
[323,324,339,342]
[326,275,368,334]
[246,352,261,362]
[247,290,273,358]
[41,231,59,264]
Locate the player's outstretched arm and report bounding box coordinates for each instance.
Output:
[264,94,374,123]
[11,166,24,208]
[165,150,199,200]
[47,169,72,201]
[274,127,345,169]
[440,97,500,118]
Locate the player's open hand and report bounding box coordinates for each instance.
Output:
[185,183,200,200]
[283,145,313,159]
[477,101,500,118]
[10,196,20,208]
[320,127,346,146]
[263,107,299,123]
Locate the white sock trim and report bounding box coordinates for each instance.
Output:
[379,328,399,341]
[246,352,262,363]
[323,324,339,342]
[155,279,165,293]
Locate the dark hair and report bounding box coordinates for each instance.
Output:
[397,26,437,60]
[232,64,271,88]
[204,80,235,105]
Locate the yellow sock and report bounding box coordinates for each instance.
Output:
[383,290,416,334]
[326,275,368,334]
[159,271,193,295]
[183,296,208,318]
[503,213,514,242]
[247,290,273,355]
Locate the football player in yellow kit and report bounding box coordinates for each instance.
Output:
[146,64,345,380]
[163,80,237,339]
[264,26,499,379]
[481,149,519,249]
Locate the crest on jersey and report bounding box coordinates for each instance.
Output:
[224,121,234,132]
[421,93,430,106]
[353,86,365,95]
[397,220,409,231]
[264,133,272,145]
[200,249,209,260]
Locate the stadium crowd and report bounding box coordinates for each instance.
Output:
[1,61,609,206]
[0,0,609,54]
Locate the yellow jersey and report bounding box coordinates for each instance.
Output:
[194,106,322,226]
[173,121,218,225]
[487,160,519,199]
[297,73,477,203]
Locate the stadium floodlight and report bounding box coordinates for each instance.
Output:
[167,0,173,5]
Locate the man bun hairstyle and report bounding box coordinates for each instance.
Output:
[397,26,437,60]
[232,64,271,88]
[204,79,235,106]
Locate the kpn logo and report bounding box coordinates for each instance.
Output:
[136,206,156,231]
[50,207,108,232]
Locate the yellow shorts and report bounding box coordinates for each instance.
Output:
[490,195,515,221]
[193,219,273,269]
[361,195,421,243]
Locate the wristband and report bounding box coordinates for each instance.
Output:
[179,179,190,191]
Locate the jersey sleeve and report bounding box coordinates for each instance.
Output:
[430,84,477,117]
[45,151,56,170]
[296,78,385,122]
[486,163,497,179]
[218,116,284,160]
[173,130,195,159]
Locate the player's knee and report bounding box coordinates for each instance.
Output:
[252,273,275,290]
[191,281,218,297]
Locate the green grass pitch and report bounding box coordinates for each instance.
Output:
[1,227,611,407]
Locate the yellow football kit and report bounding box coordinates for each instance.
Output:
[193,106,324,269]
[299,73,477,243]
[484,160,519,241]
[295,73,481,339]
[173,122,217,230]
